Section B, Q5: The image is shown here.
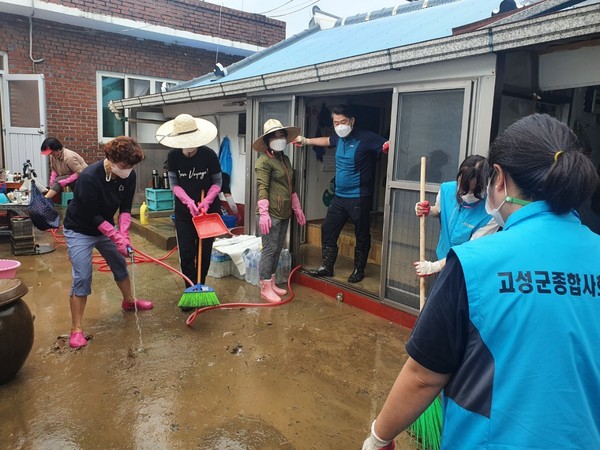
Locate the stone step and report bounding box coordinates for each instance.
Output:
[130,210,176,250]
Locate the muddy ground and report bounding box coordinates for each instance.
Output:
[0,231,416,449]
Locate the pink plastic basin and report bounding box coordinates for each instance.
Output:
[0,260,21,279]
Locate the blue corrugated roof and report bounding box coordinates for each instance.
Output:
[179,0,507,89]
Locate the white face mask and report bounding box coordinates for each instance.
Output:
[485,179,507,227]
[461,193,478,204]
[335,124,352,138]
[111,165,133,179]
[269,138,287,152]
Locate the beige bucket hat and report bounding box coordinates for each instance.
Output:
[252,119,300,152]
[156,114,218,148]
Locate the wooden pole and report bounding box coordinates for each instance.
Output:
[197,190,204,285]
[419,157,427,310]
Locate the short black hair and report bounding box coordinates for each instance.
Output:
[41,137,63,152]
[489,114,598,214]
[332,104,355,120]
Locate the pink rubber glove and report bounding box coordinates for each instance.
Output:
[49,171,57,186]
[58,172,79,187]
[257,199,271,235]
[118,212,132,243]
[173,185,200,217]
[198,184,221,213]
[291,192,306,226]
[382,142,390,154]
[415,200,430,217]
[98,221,129,257]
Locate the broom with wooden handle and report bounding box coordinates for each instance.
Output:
[406,156,443,450]
[178,190,220,308]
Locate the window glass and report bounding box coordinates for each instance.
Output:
[384,188,439,308]
[128,78,150,97]
[393,90,464,184]
[99,74,179,141]
[102,76,125,137]
[9,80,40,127]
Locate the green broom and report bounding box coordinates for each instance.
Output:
[407,397,442,450]
[406,156,443,450]
[178,192,220,308]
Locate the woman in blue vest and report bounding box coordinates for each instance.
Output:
[413,155,498,276]
[363,114,600,449]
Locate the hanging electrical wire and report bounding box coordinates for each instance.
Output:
[257,0,295,15]
[267,0,320,18]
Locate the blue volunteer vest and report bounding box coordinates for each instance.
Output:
[446,201,600,449]
[436,181,492,259]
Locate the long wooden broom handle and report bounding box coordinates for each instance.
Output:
[419,157,427,310]
[197,190,204,283]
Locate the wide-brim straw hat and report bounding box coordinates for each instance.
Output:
[252,119,300,152]
[156,114,218,148]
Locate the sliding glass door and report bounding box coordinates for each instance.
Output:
[381,81,474,312]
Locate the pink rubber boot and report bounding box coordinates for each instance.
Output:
[270,275,287,296]
[69,330,87,349]
[122,299,154,311]
[259,279,281,303]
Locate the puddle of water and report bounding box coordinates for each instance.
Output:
[129,252,145,353]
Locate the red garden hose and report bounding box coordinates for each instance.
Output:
[131,246,301,327]
[185,265,302,327]
[131,246,194,286]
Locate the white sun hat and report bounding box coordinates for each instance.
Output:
[252,119,300,152]
[156,114,218,148]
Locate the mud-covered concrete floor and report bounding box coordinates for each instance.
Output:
[0,229,415,449]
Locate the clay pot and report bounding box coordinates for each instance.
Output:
[0,278,33,385]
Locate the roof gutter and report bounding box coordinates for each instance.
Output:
[109,4,600,113]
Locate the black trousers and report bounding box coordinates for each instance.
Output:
[321,195,372,255]
[175,215,214,287]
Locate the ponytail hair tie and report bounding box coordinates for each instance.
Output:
[554,150,564,161]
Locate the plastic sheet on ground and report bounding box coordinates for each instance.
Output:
[212,234,261,276]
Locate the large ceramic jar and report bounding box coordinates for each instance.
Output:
[0,278,32,384]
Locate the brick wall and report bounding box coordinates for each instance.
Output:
[1,12,270,161]
[43,0,285,48]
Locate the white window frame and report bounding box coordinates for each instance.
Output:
[0,51,7,73]
[96,71,178,142]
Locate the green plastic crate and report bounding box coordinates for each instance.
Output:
[145,188,174,211]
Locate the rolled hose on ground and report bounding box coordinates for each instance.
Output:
[131,246,301,327]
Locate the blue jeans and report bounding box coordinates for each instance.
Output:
[64,227,128,297]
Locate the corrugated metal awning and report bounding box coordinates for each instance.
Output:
[109,0,600,112]
[179,0,506,89]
